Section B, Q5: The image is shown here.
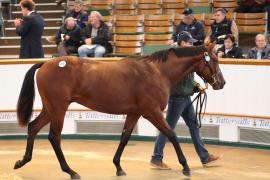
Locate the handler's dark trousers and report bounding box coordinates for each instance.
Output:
[151,95,209,163]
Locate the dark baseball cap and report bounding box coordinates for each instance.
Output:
[177,31,197,43]
[183,8,193,15]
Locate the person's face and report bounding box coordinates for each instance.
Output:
[74,4,82,13]
[256,35,267,49]
[66,20,75,29]
[224,38,233,49]
[20,5,29,17]
[90,13,100,26]
[183,14,194,25]
[180,40,193,47]
[214,11,225,23]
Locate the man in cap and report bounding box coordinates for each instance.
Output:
[150,31,221,170]
[172,8,205,46]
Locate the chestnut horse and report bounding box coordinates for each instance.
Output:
[14,44,225,179]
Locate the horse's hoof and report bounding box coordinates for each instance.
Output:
[116,170,127,176]
[182,167,191,177]
[70,173,81,179]
[14,160,23,169]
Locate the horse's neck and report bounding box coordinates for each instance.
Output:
[161,55,201,88]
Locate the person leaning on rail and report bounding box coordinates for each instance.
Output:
[150,31,221,170]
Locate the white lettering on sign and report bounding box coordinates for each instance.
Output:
[0,111,269,129]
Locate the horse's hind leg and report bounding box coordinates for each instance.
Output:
[14,108,50,169]
[147,110,190,177]
[113,114,140,176]
[48,112,80,179]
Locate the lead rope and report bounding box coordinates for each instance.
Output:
[191,83,208,128]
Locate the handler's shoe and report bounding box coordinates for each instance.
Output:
[150,160,171,170]
[203,154,222,166]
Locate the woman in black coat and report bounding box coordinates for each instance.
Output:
[217,34,244,59]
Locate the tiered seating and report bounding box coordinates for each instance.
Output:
[162,0,186,14]
[89,0,113,15]
[235,12,267,34]
[1,0,268,58]
[0,1,63,58]
[103,15,114,33]
[187,0,212,14]
[137,0,162,15]
[213,0,237,13]
[144,14,173,43]
[114,0,136,15]
[112,15,144,56]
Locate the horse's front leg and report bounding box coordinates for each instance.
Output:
[113,114,140,176]
[147,110,190,177]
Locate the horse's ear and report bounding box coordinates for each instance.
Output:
[204,41,216,52]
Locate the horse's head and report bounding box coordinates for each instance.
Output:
[195,43,225,90]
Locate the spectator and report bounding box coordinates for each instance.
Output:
[204,8,238,48]
[64,0,88,29]
[78,11,112,58]
[172,8,205,46]
[247,33,270,59]
[235,0,264,13]
[150,31,221,170]
[14,0,45,58]
[217,34,244,59]
[56,17,82,56]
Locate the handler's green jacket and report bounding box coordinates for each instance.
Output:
[170,73,198,96]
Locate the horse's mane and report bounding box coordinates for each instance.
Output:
[134,45,206,63]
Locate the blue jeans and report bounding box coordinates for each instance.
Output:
[78,44,106,57]
[151,95,209,163]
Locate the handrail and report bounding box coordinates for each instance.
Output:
[0,57,270,65]
[0,109,269,120]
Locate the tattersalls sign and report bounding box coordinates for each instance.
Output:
[0,110,270,130]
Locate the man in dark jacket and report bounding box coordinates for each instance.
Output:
[172,8,205,46]
[217,34,244,59]
[56,17,82,56]
[150,31,221,170]
[14,0,44,58]
[205,8,238,45]
[78,11,112,57]
[247,33,270,59]
[64,0,88,29]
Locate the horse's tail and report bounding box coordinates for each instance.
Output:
[17,62,45,127]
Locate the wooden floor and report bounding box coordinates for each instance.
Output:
[0,139,270,180]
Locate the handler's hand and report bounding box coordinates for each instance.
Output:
[197,84,207,93]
